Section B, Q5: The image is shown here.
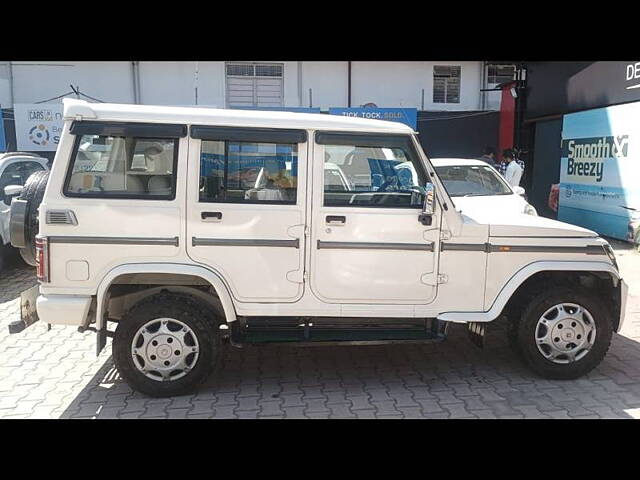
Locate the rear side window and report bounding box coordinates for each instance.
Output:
[199,140,298,204]
[64,134,178,199]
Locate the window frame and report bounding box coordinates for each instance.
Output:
[315,131,430,210]
[63,122,183,201]
[194,126,305,206]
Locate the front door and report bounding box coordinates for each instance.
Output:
[309,132,441,304]
[186,126,308,303]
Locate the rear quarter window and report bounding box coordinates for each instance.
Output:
[64,134,179,199]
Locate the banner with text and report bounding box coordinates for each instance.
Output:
[328,108,417,130]
[14,103,64,152]
[559,101,640,240]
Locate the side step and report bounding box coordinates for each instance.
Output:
[231,317,448,346]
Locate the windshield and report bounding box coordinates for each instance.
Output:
[434,164,512,197]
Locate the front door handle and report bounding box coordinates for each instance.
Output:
[326,215,346,225]
[201,211,223,221]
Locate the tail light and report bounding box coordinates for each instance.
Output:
[35,235,49,283]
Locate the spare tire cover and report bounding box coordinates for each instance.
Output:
[16,170,50,266]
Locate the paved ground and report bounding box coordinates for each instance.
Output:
[1,241,639,419]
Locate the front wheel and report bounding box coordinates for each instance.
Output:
[515,287,613,380]
[113,293,220,397]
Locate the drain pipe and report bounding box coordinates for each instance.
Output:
[131,61,141,104]
[347,61,352,107]
[297,61,303,107]
[8,61,15,106]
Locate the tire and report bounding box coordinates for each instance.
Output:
[16,170,50,266]
[113,293,221,397]
[515,287,613,380]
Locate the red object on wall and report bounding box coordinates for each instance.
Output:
[498,81,517,161]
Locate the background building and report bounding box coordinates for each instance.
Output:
[0,61,516,161]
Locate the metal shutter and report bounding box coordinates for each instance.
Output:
[226,63,283,107]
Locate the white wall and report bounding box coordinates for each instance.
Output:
[10,61,135,104]
[301,62,348,109]
[351,61,483,110]
[2,61,487,111]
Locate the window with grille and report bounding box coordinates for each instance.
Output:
[226,63,284,107]
[433,65,461,104]
[487,64,516,84]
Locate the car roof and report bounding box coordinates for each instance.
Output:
[430,158,493,167]
[63,99,416,135]
[0,152,47,164]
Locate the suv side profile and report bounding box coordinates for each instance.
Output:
[9,99,628,397]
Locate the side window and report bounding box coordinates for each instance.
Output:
[199,140,298,204]
[64,134,178,199]
[323,144,426,208]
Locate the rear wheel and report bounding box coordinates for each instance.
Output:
[515,287,613,379]
[113,293,221,397]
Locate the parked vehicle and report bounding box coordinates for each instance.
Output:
[429,158,538,218]
[8,99,628,397]
[0,152,49,271]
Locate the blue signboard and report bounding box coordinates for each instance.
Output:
[559,101,640,241]
[0,109,6,152]
[328,108,417,130]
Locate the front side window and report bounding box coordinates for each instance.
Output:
[323,144,426,208]
[64,135,178,199]
[435,165,512,197]
[200,140,298,204]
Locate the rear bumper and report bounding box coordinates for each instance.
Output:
[36,294,93,327]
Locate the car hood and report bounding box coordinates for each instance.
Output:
[451,193,527,218]
[487,214,597,238]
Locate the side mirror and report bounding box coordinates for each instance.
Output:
[513,186,525,196]
[3,185,23,204]
[418,182,436,225]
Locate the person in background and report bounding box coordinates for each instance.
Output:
[478,146,498,168]
[503,148,523,187]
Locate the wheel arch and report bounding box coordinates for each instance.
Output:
[95,263,238,332]
[437,261,621,326]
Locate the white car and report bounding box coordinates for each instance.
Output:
[429,158,537,219]
[0,152,49,271]
[8,99,627,396]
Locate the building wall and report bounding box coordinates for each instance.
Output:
[9,61,135,104]
[301,61,348,109]
[1,61,490,111]
[351,61,483,110]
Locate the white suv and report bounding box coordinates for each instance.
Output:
[9,99,628,397]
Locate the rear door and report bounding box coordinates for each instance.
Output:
[309,131,442,304]
[186,126,308,303]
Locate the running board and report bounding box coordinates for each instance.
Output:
[231,317,448,345]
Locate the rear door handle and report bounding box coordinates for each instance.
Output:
[201,211,222,221]
[326,215,346,225]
